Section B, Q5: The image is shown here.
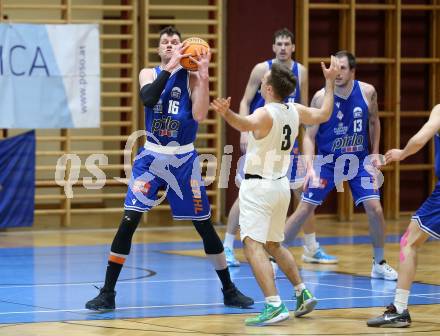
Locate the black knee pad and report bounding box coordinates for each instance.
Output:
[110,210,143,255]
[192,219,224,255]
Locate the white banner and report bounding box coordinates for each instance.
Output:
[0,24,100,128]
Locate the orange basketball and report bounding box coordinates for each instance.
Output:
[180,37,210,71]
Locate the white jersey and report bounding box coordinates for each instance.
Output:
[244,102,299,179]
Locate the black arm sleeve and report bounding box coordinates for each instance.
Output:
[139,70,171,107]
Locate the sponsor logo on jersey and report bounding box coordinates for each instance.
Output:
[331,133,364,152]
[153,99,163,114]
[353,106,363,118]
[151,116,180,138]
[171,86,182,99]
[337,111,344,120]
[334,122,348,135]
[132,180,151,194]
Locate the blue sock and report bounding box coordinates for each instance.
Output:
[374,248,384,262]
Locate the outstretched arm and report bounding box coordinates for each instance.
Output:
[295,56,340,125]
[385,104,440,163]
[210,97,272,134]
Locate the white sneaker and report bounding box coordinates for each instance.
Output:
[371,259,398,281]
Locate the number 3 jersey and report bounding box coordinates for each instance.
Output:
[145,66,197,146]
[244,102,299,179]
[316,80,370,160]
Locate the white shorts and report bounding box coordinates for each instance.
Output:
[239,177,291,244]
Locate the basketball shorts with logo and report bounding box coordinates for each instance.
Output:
[124,148,211,220]
[301,160,381,206]
[412,181,440,239]
[239,177,291,243]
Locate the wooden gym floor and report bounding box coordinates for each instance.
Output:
[0,216,439,335]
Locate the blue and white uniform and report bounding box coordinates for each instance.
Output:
[124,66,211,220]
[412,133,440,239]
[236,59,305,186]
[302,80,381,206]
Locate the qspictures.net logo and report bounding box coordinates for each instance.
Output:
[54,130,385,205]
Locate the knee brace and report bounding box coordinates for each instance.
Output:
[192,219,224,255]
[111,210,143,255]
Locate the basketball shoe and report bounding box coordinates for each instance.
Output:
[224,246,240,267]
[367,303,411,328]
[222,283,254,308]
[245,303,289,326]
[302,245,339,264]
[294,288,317,317]
[371,259,398,280]
[85,287,116,311]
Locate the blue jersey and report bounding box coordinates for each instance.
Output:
[145,67,197,146]
[316,80,369,159]
[249,59,301,113]
[435,133,440,178]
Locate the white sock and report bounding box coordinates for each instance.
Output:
[394,288,409,313]
[304,233,319,251]
[223,233,235,250]
[265,295,282,307]
[294,283,306,297]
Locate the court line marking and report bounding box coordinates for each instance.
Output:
[1,292,439,316]
[0,274,345,289]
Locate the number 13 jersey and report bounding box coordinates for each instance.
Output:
[244,102,299,179]
[316,80,370,160]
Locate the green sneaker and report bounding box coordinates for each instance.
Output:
[294,289,317,317]
[245,303,289,326]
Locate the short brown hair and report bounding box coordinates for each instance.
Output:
[266,63,297,100]
[273,28,295,44]
[159,26,181,41]
[335,50,356,69]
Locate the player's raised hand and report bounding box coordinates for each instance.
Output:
[210,97,231,117]
[384,149,404,164]
[189,48,211,79]
[163,43,191,72]
[321,55,340,81]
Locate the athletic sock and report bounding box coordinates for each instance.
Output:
[216,268,233,290]
[103,253,126,291]
[304,233,319,252]
[294,283,306,297]
[223,233,235,250]
[266,295,282,307]
[394,288,410,313]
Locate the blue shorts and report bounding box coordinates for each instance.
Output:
[124,147,211,220]
[412,182,440,239]
[301,160,380,206]
[235,144,305,188]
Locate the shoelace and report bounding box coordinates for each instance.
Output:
[382,263,394,272]
[384,303,397,315]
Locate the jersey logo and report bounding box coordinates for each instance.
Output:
[171,86,182,99]
[337,111,344,120]
[153,99,163,114]
[132,180,151,194]
[332,133,364,153]
[336,102,341,108]
[353,106,363,118]
[334,122,348,135]
[152,116,180,138]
